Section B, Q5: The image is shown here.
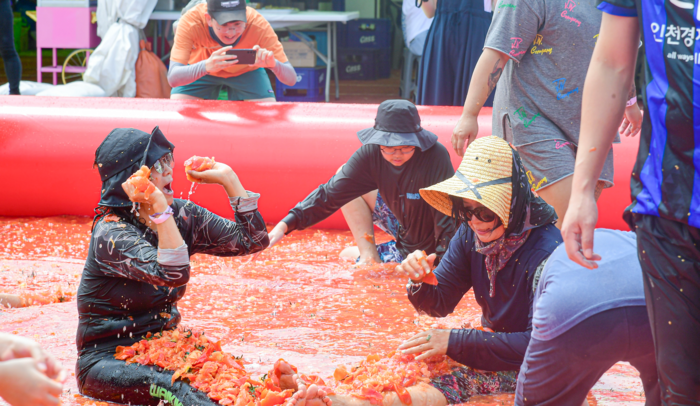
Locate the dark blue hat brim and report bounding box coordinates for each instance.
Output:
[357,127,438,151]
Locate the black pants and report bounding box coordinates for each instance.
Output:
[77,350,218,406]
[0,0,21,95]
[515,306,659,406]
[634,214,700,405]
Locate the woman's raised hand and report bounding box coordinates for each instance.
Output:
[187,162,235,185]
[396,250,437,282]
[121,180,166,207]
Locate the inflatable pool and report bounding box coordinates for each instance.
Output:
[0,96,638,229]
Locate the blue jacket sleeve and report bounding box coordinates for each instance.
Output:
[407,226,473,317]
[446,312,532,372]
[446,259,544,372]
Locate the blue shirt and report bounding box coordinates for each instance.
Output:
[532,229,646,341]
[407,223,561,372]
[598,0,700,227]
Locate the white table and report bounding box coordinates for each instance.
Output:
[150,10,360,102]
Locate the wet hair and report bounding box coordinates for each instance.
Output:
[91,205,149,232]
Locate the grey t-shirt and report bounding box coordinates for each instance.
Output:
[485,0,603,146]
[531,229,646,341]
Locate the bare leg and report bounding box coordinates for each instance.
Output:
[0,293,23,308]
[170,93,202,100]
[336,165,381,264]
[280,364,447,406]
[244,97,276,102]
[536,177,606,230]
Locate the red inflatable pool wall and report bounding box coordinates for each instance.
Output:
[0,97,637,230]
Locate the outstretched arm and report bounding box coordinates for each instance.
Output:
[452,49,510,156]
[562,13,639,269]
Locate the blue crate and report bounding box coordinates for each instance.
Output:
[332,0,344,11]
[337,22,348,48]
[378,47,391,78]
[338,48,380,81]
[289,31,328,66]
[275,67,327,102]
[346,18,392,49]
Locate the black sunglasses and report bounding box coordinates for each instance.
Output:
[463,206,498,223]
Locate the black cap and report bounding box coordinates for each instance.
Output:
[356,99,438,151]
[207,0,247,25]
[94,126,174,208]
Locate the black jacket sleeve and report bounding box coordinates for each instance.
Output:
[92,223,191,288]
[182,199,270,257]
[283,147,378,232]
[407,226,473,316]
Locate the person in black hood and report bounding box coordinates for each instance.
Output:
[267,100,457,265]
[76,127,269,405]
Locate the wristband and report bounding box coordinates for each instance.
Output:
[406,278,423,293]
[149,206,174,224]
[626,96,637,107]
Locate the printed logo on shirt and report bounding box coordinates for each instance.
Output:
[510,37,527,57]
[650,23,700,64]
[552,78,579,100]
[561,0,582,27]
[514,107,540,128]
[498,0,516,9]
[555,141,570,149]
[526,171,548,191]
[406,193,421,200]
[150,384,184,406]
[652,23,698,47]
[531,34,553,55]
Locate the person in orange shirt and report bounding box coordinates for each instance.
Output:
[168,0,297,101]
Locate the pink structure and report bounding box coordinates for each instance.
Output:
[36,7,101,84]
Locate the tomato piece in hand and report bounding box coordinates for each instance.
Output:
[184,156,216,182]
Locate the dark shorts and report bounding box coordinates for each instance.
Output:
[430,367,517,404]
[77,350,217,405]
[365,192,403,263]
[631,213,700,405]
[170,68,275,101]
[514,140,615,192]
[515,306,659,406]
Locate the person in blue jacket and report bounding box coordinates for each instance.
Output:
[395,135,560,403]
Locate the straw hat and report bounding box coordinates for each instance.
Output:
[419,136,513,228]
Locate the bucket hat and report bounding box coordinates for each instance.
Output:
[420,136,513,228]
[94,126,174,208]
[357,99,438,151]
[208,0,247,25]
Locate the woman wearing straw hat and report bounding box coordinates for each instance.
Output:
[395,135,560,402]
[284,136,561,406]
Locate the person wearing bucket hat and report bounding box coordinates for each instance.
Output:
[75,127,269,405]
[267,100,456,265]
[168,0,297,101]
[386,136,561,403]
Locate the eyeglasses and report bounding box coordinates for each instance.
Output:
[463,206,498,223]
[380,146,416,155]
[151,153,173,174]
